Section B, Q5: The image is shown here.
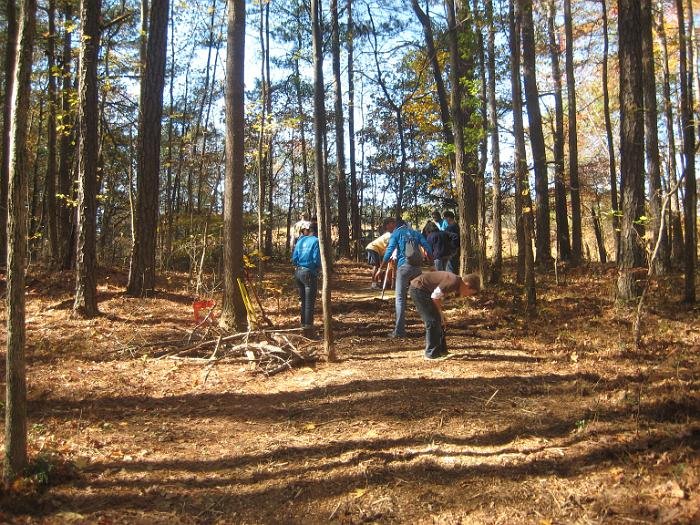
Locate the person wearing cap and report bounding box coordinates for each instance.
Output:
[291,221,321,337]
[409,272,480,360]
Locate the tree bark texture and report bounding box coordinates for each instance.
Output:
[57,2,74,269]
[547,0,571,263]
[0,0,17,267]
[616,0,646,302]
[519,0,551,268]
[5,0,36,484]
[486,0,502,282]
[641,0,668,275]
[511,0,536,305]
[312,0,336,360]
[331,0,349,258]
[347,0,361,259]
[656,0,683,262]
[601,0,620,262]
[73,0,102,317]
[563,0,582,263]
[676,0,696,302]
[220,0,248,332]
[45,0,60,265]
[127,0,169,296]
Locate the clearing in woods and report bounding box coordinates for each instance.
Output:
[0,261,698,524]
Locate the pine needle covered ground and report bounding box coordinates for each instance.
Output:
[0,261,698,524]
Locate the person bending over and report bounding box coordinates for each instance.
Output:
[409,272,480,360]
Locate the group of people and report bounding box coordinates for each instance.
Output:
[290,210,480,360]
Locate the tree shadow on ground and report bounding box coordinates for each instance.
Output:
[23,426,695,521]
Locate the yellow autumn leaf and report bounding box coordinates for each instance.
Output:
[352,488,368,499]
[303,423,316,431]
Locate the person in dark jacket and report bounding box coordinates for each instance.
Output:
[425,221,455,272]
[443,210,460,274]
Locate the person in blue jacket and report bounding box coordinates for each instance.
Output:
[291,222,321,337]
[377,219,432,338]
[431,210,448,231]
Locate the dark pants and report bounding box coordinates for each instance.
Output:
[294,267,317,328]
[409,286,447,358]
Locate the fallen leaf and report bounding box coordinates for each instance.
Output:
[352,488,368,499]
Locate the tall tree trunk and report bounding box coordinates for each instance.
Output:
[0,0,17,267]
[486,0,502,282]
[220,0,248,332]
[591,200,607,263]
[511,0,536,304]
[58,2,74,269]
[676,0,696,302]
[548,0,571,263]
[331,0,349,258]
[475,0,488,281]
[285,138,297,259]
[563,0,582,263]
[293,8,311,214]
[656,0,683,262]
[256,1,267,267]
[446,0,473,273]
[263,2,273,256]
[686,0,698,139]
[520,0,551,269]
[163,0,176,267]
[29,95,44,251]
[601,0,619,261]
[347,0,361,259]
[127,0,169,296]
[4,0,36,484]
[45,0,60,265]
[641,0,668,275]
[311,0,336,360]
[73,0,101,317]
[616,0,646,302]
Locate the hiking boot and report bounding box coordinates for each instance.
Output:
[423,352,452,361]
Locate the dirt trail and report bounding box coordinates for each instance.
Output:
[1,262,698,524]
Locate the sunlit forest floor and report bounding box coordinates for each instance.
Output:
[0,260,698,524]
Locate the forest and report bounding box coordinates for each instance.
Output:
[0,0,698,522]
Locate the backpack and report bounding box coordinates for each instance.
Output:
[404,234,424,266]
